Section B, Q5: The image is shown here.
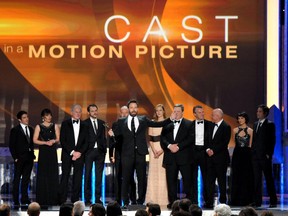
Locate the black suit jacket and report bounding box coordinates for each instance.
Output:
[252,118,276,160]
[109,121,122,160]
[207,120,231,164]
[161,118,194,165]
[84,118,107,154]
[114,115,171,158]
[191,119,212,150]
[60,119,88,161]
[9,124,35,161]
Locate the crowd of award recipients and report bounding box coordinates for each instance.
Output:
[8,99,278,210]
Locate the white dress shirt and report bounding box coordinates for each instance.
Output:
[127,115,139,132]
[195,120,204,146]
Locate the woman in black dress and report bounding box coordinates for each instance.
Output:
[230,112,254,206]
[33,108,60,207]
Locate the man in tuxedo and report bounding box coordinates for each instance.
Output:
[110,99,173,208]
[9,110,35,208]
[109,106,136,205]
[251,104,277,208]
[161,104,194,209]
[84,104,107,205]
[59,104,88,203]
[191,105,212,205]
[206,108,231,208]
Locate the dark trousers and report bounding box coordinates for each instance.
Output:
[114,158,136,204]
[252,158,277,205]
[165,163,192,205]
[13,158,33,204]
[206,159,228,204]
[59,156,84,203]
[84,148,105,202]
[121,151,146,205]
[192,147,208,204]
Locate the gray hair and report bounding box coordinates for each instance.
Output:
[214,204,231,216]
[73,201,85,216]
[71,104,82,112]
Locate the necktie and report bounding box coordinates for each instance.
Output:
[212,124,218,139]
[256,122,262,133]
[131,117,136,134]
[25,126,30,143]
[93,120,97,134]
[197,121,204,124]
[73,119,79,124]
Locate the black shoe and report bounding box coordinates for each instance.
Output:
[21,200,31,205]
[85,201,92,206]
[249,202,261,208]
[13,203,20,210]
[121,205,129,210]
[167,203,172,209]
[203,203,213,209]
[96,199,103,205]
[269,204,277,208]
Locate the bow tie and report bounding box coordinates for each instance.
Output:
[197,121,203,124]
[174,120,180,124]
[73,119,79,124]
[214,123,218,127]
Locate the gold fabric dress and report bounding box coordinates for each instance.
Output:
[145,127,168,205]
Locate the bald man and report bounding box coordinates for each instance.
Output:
[205,108,231,208]
[27,202,41,216]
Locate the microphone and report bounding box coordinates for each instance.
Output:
[103,122,116,143]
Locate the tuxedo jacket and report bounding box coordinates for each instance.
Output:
[109,121,122,160]
[161,118,194,165]
[60,119,88,161]
[114,115,171,158]
[252,118,276,160]
[191,119,212,150]
[84,118,107,154]
[207,120,231,164]
[9,124,35,161]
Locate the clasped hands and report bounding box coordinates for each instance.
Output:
[72,151,81,161]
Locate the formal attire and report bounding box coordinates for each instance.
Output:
[145,127,168,205]
[84,118,107,204]
[160,118,194,206]
[251,118,277,206]
[191,119,212,204]
[230,127,253,206]
[36,123,59,206]
[9,124,35,205]
[114,115,171,205]
[109,121,136,204]
[206,120,231,206]
[59,119,88,203]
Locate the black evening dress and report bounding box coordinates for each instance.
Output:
[36,123,59,206]
[230,127,254,206]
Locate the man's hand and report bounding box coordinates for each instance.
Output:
[108,129,114,137]
[169,144,179,153]
[72,151,81,161]
[207,149,214,157]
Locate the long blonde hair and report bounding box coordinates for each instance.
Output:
[153,104,166,121]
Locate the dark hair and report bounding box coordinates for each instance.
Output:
[41,108,52,117]
[173,211,192,216]
[87,104,98,112]
[174,104,184,112]
[106,201,122,216]
[170,200,180,216]
[135,209,148,216]
[179,199,191,212]
[260,211,274,216]
[16,110,27,120]
[257,104,270,117]
[146,203,161,216]
[236,111,249,124]
[0,203,11,216]
[238,207,258,216]
[153,104,166,120]
[127,99,138,108]
[59,203,73,216]
[90,203,105,216]
[193,105,203,113]
[189,204,202,216]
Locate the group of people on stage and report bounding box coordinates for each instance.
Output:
[8,99,278,209]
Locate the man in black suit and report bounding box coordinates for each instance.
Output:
[161,104,194,209]
[109,99,173,208]
[251,104,277,208]
[206,108,231,208]
[59,104,88,203]
[9,110,35,208]
[109,106,136,205]
[191,105,212,205]
[84,104,107,205]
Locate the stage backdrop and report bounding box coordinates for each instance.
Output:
[0,0,266,146]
